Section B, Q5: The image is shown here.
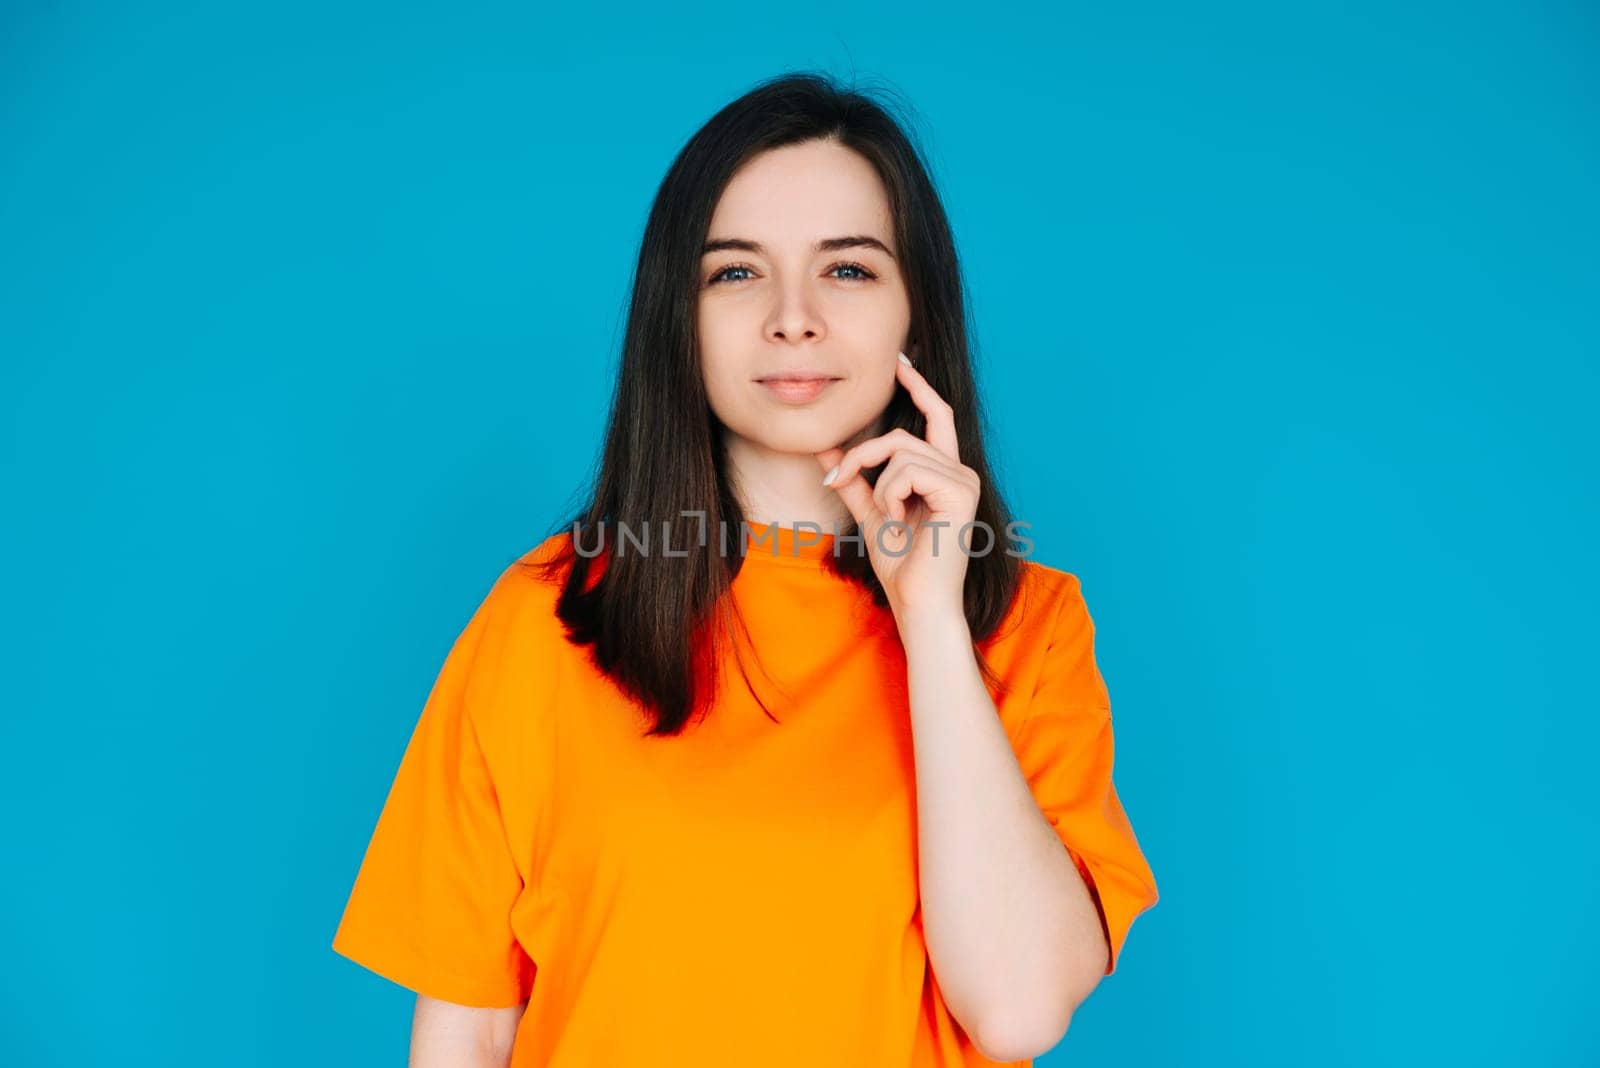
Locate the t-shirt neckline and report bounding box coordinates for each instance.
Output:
[738,519,840,566]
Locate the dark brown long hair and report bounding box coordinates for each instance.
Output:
[523,71,1025,737]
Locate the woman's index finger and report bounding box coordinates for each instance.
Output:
[895,353,960,462]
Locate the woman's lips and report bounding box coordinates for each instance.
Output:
[757,377,839,403]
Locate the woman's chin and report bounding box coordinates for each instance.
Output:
[722,407,885,457]
[730,429,845,458]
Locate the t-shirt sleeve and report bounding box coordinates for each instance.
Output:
[330,571,537,1008]
[1011,574,1159,976]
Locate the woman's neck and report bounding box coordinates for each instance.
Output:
[721,416,883,533]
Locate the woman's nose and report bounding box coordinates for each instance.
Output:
[766,281,825,342]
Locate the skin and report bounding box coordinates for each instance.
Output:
[697,137,911,533]
[701,138,1111,1060]
[408,994,521,1066]
[824,357,1111,1059]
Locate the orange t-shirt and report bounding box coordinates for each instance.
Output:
[331,520,1158,1066]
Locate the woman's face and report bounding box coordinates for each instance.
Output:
[697,139,911,460]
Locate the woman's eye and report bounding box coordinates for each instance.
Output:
[830,261,877,281]
[705,261,879,286]
[708,264,754,285]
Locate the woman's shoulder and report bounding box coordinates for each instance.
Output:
[996,556,1090,644]
[461,530,578,655]
[457,532,580,741]
[1017,556,1086,602]
[515,526,578,569]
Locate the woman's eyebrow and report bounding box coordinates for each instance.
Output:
[701,235,896,259]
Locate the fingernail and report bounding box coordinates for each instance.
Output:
[822,464,839,486]
[897,351,911,365]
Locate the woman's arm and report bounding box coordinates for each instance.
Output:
[900,609,1108,1063]
[409,994,525,1067]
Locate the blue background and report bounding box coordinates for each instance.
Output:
[3,2,1594,1064]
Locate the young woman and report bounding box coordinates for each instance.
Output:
[332,72,1159,1067]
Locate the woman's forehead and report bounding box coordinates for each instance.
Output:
[709,142,893,242]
